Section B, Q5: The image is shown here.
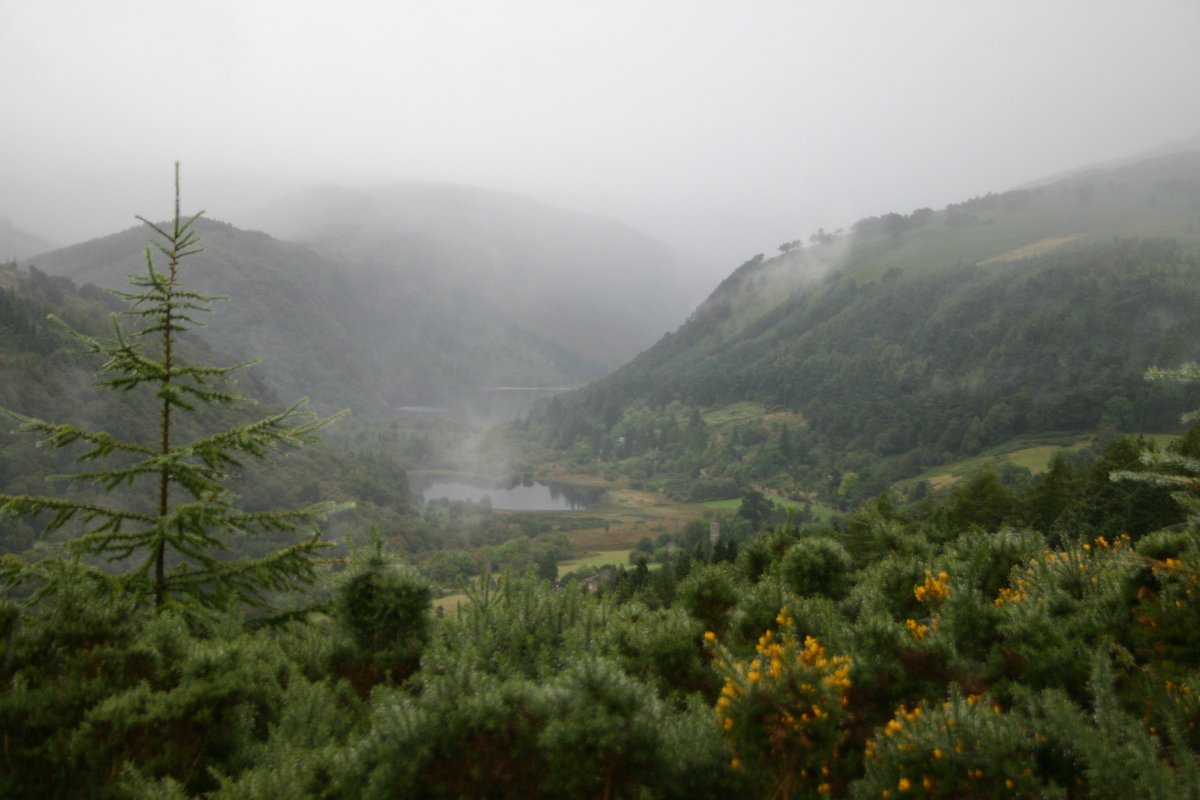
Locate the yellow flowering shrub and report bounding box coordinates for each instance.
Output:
[914,571,950,606]
[707,608,853,799]
[992,535,1133,695]
[854,692,1051,799]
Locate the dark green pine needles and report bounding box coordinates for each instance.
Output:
[0,164,350,612]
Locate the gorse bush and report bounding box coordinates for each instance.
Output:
[854,692,1054,800]
[780,536,854,599]
[708,608,854,799]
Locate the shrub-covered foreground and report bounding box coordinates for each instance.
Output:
[6,504,1200,798]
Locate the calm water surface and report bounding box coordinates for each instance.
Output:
[419,478,604,511]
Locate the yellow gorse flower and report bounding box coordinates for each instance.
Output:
[914,570,950,604]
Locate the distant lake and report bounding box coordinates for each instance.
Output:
[418,477,604,511]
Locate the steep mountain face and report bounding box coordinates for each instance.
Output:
[533,149,1200,501]
[246,183,695,380]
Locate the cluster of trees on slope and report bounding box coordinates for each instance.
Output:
[531,238,1200,505]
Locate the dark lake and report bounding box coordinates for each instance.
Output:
[418,477,605,511]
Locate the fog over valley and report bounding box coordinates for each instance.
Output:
[3,0,1199,284]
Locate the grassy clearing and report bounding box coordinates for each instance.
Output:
[1002,443,1088,473]
[904,435,1090,490]
[433,591,470,614]
[558,549,634,575]
[701,498,741,511]
[978,234,1084,265]
[1142,433,1178,450]
[903,431,1180,492]
[790,498,838,523]
[702,401,767,426]
[432,550,638,613]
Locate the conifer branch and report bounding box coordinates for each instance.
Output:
[0,410,155,457]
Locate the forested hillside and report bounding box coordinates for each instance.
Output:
[26,220,386,413]
[531,151,1200,506]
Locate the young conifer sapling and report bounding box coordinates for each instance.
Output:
[0,163,350,611]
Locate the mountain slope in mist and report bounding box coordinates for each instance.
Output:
[246,183,696,371]
[533,148,1200,500]
[24,184,697,413]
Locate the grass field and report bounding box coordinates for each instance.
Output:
[433,591,470,614]
[904,435,1089,490]
[700,498,741,511]
[903,431,1180,491]
[557,549,634,575]
[702,401,767,426]
[431,549,638,614]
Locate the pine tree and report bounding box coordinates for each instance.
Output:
[0,164,350,611]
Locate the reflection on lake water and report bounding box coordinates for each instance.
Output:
[418,478,604,511]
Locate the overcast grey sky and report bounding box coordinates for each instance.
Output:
[2,0,1199,279]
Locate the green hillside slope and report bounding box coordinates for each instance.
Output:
[529,151,1200,506]
[0,218,54,261]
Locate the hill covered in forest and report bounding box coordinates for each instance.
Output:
[7,148,1200,800]
[529,150,1200,505]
